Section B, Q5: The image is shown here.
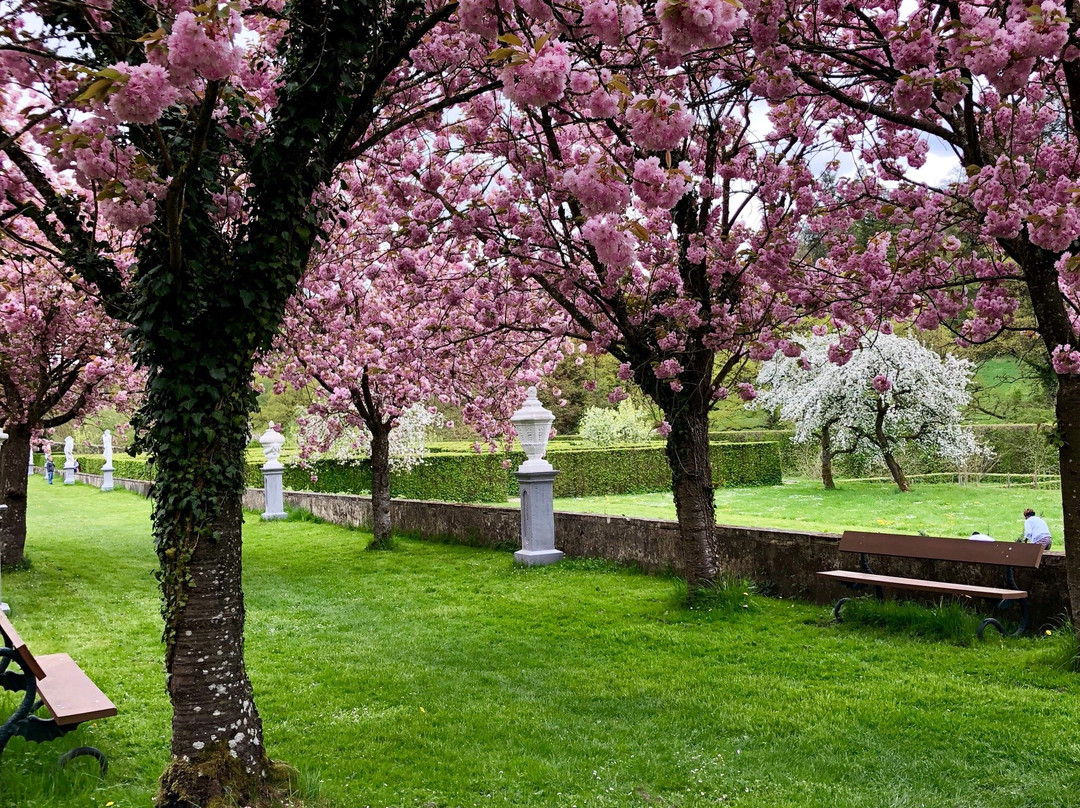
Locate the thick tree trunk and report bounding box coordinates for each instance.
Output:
[0,425,31,566]
[664,405,718,590]
[820,423,836,490]
[368,424,393,550]
[1056,375,1080,627]
[153,381,276,808]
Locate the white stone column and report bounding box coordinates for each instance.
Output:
[27,446,34,477]
[510,388,563,566]
[514,469,562,565]
[101,429,114,491]
[259,423,287,520]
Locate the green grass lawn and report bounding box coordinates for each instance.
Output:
[554,479,1066,547]
[4,479,1080,807]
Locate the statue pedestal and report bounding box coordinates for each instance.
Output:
[514,468,562,566]
[63,462,75,485]
[262,467,286,520]
[101,463,114,492]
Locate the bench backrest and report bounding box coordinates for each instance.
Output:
[839,530,1044,568]
[0,610,46,680]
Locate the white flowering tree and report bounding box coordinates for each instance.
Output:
[295,403,438,473]
[754,333,984,492]
[578,400,658,447]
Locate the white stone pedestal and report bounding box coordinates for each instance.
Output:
[262,467,286,520]
[63,462,75,485]
[28,447,34,477]
[514,468,563,566]
[101,463,114,492]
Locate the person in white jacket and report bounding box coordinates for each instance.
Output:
[1023,509,1053,549]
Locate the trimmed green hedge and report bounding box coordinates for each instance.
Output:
[70,440,781,503]
[507,441,781,498]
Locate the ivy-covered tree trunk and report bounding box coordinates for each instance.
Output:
[368,422,393,550]
[663,402,718,590]
[0,424,31,566]
[820,423,836,491]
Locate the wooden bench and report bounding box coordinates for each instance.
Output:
[818,531,1045,638]
[0,610,116,772]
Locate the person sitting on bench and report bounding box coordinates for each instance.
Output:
[1023,509,1053,549]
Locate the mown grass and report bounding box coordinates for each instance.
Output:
[554,479,1066,548]
[2,479,1080,807]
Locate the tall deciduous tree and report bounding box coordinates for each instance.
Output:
[436,2,847,589]
[0,245,128,564]
[749,0,1080,623]
[0,1,493,803]
[266,154,564,548]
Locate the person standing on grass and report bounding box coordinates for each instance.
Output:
[1023,509,1053,549]
[44,456,54,485]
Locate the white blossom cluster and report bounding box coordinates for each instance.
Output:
[754,332,988,467]
[296,402,437,472]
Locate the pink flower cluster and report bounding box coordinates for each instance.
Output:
[625,93,693,151]
[107,63,179,124]
[871,374,892,393]
[655,0,745,55]
[501,40,571,108]
[562,155,631,216]
[166,11,242,84]
[1052,345,1080,375]
[581,0,643,46]
[632,157,691,208]
[582,215,637,268]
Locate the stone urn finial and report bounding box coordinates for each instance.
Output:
[258,422,285,470]
[511,386,556,473]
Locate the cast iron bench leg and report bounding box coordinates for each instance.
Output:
[59,746,108,776]
[0,647,38,760]
[833,597,850,622]
[978,598,1029,639]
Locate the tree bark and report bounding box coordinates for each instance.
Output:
[873,405,910,492]
[664,405,719,590]
[820,423,836,490]
[0,424,31,566]
[1056,375,1080,626]
[152,368,275,808]
[368,423,393,550]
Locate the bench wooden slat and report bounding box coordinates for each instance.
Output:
[818,570,1028,599]
[34,653,117,726]
[0,610,46,680]
[840,531,1044,568]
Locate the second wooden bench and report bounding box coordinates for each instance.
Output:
[818,530,1045,638]
[0,610,116,772]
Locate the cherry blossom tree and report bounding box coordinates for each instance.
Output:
[433,3,851,589]
[755,332,983,491]
[266,153,563,547]
[0,1,496,802]
[0,241,129,564]
[743,0,1080,621]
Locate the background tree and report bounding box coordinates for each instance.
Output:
[266,151,563,548]
[0,245,128,564]
[755,332,983,492]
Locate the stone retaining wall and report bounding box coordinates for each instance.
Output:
[76,471,1071,627]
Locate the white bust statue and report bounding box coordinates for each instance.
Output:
[102,430,114,468]
[64,436,75,467]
